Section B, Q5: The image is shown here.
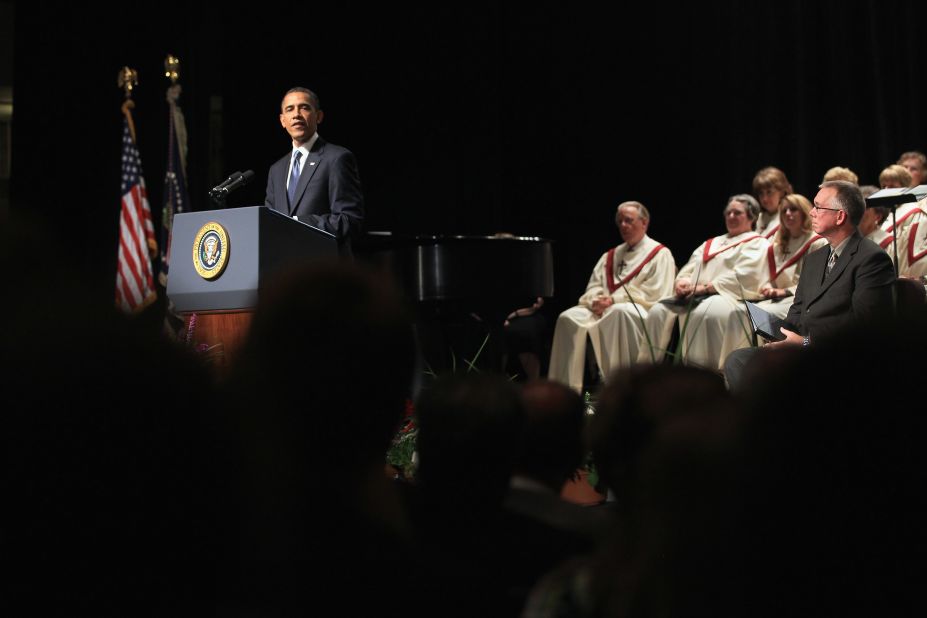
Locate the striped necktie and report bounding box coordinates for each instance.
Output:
[287,151,302,206]
[825,249,838,277]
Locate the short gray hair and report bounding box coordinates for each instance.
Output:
[615,200,650,227]
[820,180,864,226]
[726,194,761,228]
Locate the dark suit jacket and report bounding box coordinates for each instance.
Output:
[785,231,895,341]
[264,136,364,242]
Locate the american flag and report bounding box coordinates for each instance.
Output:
[115,118,158,313]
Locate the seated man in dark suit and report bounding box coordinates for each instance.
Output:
[724,180,895,391]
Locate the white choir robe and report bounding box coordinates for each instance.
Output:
[548,236,676,392]
[896,208,927,280]
[639,231,770,372]
[755,232,828,319]
[881,198,925,238]
[865,227,896,266]
[757,211,780,239]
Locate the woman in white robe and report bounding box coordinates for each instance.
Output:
[753,166,793,239]
[639,195,770,372]
[755,194,828,320]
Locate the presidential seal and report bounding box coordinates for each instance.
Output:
[193,222,230,279]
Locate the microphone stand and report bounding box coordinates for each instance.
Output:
[890,204,899,276]
[209,190,228,208]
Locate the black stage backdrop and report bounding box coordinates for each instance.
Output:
[10,1,927,316]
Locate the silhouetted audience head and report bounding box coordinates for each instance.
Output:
[734,315,927,614]
[3,211,220,615]
[532,364,743,617]
[415,372,525,510]
[230,259,416,475]
[588,364,733,508]
[220,260,419,615]
[515,379,586,491]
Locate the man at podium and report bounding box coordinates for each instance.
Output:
[264,86,365,245]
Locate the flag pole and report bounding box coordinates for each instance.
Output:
[115,65,159,313]
[118,66,138,143]
[160,55,193,336]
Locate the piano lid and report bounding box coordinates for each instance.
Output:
[356,232,555,303]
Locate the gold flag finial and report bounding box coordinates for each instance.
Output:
[164,55,180,84]
[118,66,139,99]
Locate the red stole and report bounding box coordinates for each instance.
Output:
[885,206,920,233]
[702,234,762,263]
[605,244,667,294]
[907,222,927,265]
[766,235,823,281]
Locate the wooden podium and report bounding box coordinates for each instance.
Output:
[166,206,338,371]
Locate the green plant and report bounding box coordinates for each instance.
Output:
[622,287,658,364]
[578,392,600,487]
[386,399,418,480]
[387,332,495,480]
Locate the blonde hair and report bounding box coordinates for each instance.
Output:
[822,166,859,185]
[879,164,913,189]
[774,194,813,245]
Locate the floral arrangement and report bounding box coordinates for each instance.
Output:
[386,399,418,480]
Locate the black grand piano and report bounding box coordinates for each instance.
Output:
[355,232,555,375]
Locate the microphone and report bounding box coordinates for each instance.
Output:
[210,170,254,197]
[209,171,243,196]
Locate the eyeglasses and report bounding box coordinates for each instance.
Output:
[811,204,843,213]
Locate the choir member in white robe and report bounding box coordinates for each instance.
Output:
[753,166,793,239]
[548,202,676,393]
[895,202,927,282]
[873,165,915,247]
[754,194,828,320]
[898,151,926,187]
[859,201,896,264]
[881,181,925,240]
[879,164,912,191]
[639,195,770,372]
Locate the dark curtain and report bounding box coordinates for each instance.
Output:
[11,0,926,312]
